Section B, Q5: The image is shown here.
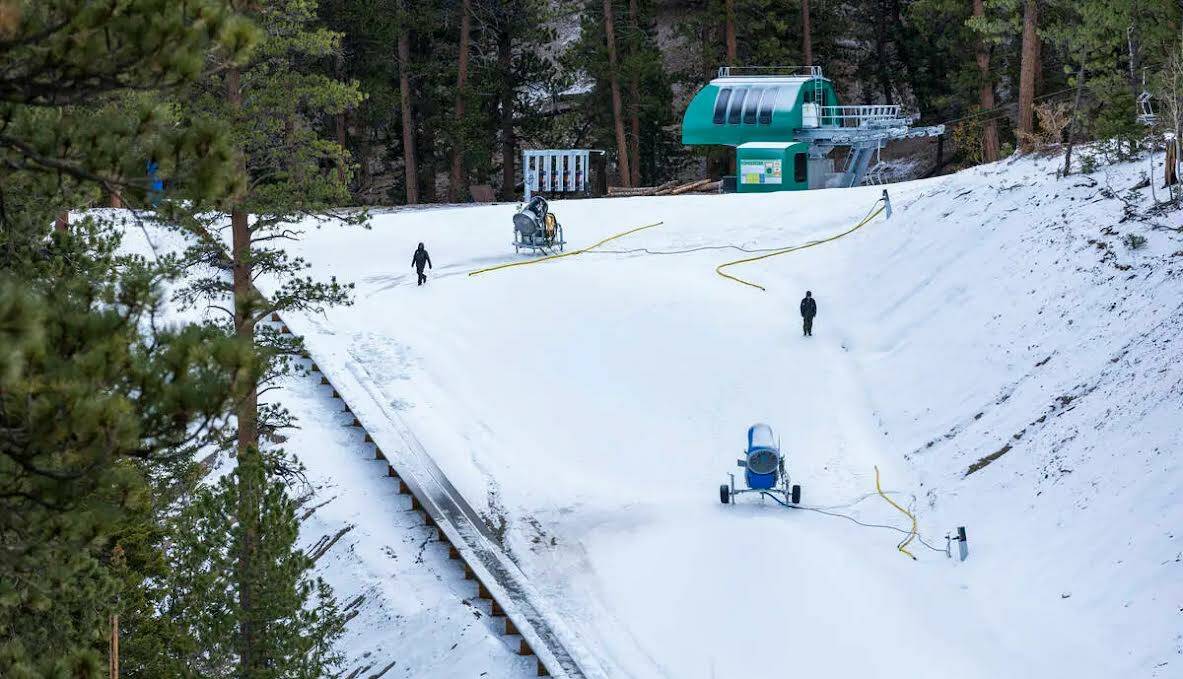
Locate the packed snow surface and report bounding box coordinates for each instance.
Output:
[132,151,1182,678]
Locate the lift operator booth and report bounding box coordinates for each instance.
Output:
[682,66,944,191]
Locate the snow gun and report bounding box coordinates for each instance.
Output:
[720,423,802,507]
[512,195,565,255]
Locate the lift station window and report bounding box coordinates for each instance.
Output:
[794,153,808,183]
[712,88,732,124]
[728,89,748,124]
[742,88,763,124]
[757,88,778,125]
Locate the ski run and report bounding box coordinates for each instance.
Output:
[120,150,1182,678]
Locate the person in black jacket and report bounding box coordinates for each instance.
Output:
[799,291,817,336]
[412,242,432,286]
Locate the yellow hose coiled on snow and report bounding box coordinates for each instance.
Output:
[874,465,918,561]
[714,199,887,292]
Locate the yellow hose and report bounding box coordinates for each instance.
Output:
[714,201,887,292]
[874,465,918,560]
[468,221,665,277]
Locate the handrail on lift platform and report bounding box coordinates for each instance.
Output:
[717,65,824,79]
[820,104,906,128]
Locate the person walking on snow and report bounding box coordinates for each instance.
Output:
[800,291,817,336]
[412,242,432,286]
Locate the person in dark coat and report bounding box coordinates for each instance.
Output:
[412,242,432,286]
[799,291,817,337]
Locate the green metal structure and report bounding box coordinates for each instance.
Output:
[682,66,944,190]
[683,75,839,145]
[735,142,810,193]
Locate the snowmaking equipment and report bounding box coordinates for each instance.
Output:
[682,66,944,191]
[720,423,802,506]
[512,195,565,254]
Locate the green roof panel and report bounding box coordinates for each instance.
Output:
[681,76,839,147]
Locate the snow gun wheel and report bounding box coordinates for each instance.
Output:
[719,484,731,504]
[791,484,802,505]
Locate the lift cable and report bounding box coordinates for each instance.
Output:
[936,86,1076,128]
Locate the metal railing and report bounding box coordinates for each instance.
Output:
[718,65,824,80]
[820,105,905,127]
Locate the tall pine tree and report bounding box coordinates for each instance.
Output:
[153,451,344,678]
[0,2,255,675]
[177,1,361,672]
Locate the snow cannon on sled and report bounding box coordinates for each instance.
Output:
[512,196,565,254]
[720,423,801,506]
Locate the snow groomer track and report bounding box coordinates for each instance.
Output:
[267,313,597,679]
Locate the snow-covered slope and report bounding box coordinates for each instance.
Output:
[127,150,1182,678]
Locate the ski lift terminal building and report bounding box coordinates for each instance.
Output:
[682,66,944,191]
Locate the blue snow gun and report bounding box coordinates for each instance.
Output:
[720,423,802,506]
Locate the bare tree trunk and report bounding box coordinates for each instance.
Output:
[498,26,516,201]
[334,0,349,188]
[449,0,471,202]
[1165,139,1179,186]
[228,71,251,371]
[603,0,632,187]
[231,205,259,676]
[1063,59,1087,176]
[335,112,348,187]
[1127,20,1144,158]
[108,192,123,208]
[802,0,812,66]
[358,114,373,197]
[226,65,259,676]
[397,14,419,205]
[54,211,68,233]
[724,0,737,63]
[420,108,437,203]
[627,89,642,186]
[874,5,893,103]
[1127,22,1142,109]
[627,0,642,186]
[890,0,926,114]
[1017,0,1040,151]
[108,613,119,679]
[972,0,1000,162]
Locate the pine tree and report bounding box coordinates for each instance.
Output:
[396,0,421,204]
[603,0,633,187]
[1044,0,1179,158]
[175,1,361,672]
[972,0,1002,161]
[0,2,255,675]
[451,0,474,201]
[154,450,343,678]
[568,0,674,186]
[1017,0,1041,149]
[0,0,254,254]
[0,240,250,676]
[474,0,553,200]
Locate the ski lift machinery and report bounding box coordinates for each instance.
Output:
[512,148,599,255]
[681,66,945,191]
